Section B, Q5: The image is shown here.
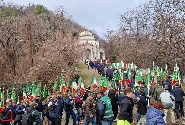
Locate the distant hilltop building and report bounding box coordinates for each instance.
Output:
[79,30,105,61]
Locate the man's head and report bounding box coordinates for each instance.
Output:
[56,91,62,97]
[164,85,169,90]
[175,84,180,87]
[124,87,134,98]
[96,90,104,98]
[140,85,145,92]
[52,94,57,100]
[36,94,41,100]
[68,92,72,98]
[88,92,94,100]
[157,83,162,87]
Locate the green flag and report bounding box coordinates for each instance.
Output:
[127,69,131,79]
[90,76,96,84]
[60,74,66,86]
[25,82,30,94]
[111,80,115,89]
[37,82,41,95]
[99,76,104,85]
[53,80,58,91]
[31,81,37,97]
[42,84,47,99]
[0,89,2,107]
[102,77,108,87]
[11,88,16,101]
[114,70,121,80]
[145,69,151,88]
[135,72,143,83]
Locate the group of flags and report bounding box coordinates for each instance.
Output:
[0,61,182,107]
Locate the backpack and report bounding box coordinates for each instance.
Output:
[1,108,11,120]
[21,108,35,125]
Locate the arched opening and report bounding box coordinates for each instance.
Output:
[85,49,91,59]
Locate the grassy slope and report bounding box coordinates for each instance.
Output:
[76,61,101,87]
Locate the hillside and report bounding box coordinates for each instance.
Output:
[77,61,101,87]
[0,3,102,85]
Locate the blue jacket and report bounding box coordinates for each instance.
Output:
[48,99,61,119]
[15,104,25,115]
[57,97,64,113]
[173,87,185,101]
[146,107,165,125]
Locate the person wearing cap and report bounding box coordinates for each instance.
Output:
[154,83,164,101]
[117,87,135,125]
[84,92,96,125]
[48,94,62,125]
[173,84,185,119]
[64,93,76,125]
[160,85,175,123]
[97,90,114,124]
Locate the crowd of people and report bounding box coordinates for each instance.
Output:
[0,82,184,125]
[0,60,184,125]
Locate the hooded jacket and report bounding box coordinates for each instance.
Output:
[146,107,165,125]
[118,96,134,123]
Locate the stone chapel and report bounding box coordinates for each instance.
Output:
[79,30,105,61]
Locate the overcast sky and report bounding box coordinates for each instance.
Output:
[5,0,151,38]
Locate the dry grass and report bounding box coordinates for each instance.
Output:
[76,61,101,87]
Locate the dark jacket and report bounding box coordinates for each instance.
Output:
[57,97,64,113]
[118,92,125,106]
[83,91,88,101]
[0,106,13,122]
[64,97,74,111]
[10,105,17,119]
[118,96,134,123]
[146,107,165,125]
[108,89,118,106]
[26,106,41,125]
[137,92,148,115]
[173,87,185,101]
[15,105,25,115]
[48,99,61,119]
[34,99,43,112]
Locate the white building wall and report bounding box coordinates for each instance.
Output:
[79,31,105,61]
